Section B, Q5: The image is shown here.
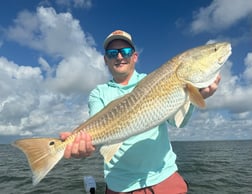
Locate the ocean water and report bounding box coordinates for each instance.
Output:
[0,140,251,194]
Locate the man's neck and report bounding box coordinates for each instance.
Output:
[114,76,131,85]
[113,71,134,85]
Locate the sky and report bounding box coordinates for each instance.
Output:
[0,0,251,143]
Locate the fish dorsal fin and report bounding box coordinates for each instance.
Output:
[100,142,122,163]
[173,100,191,128]
[186,83,206,108]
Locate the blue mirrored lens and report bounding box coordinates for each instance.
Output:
[120,48,134,58]
[106,50,119,58]
[105,48,134,59]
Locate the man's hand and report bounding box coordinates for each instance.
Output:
[60,132,95,159]
[199,74,221,99]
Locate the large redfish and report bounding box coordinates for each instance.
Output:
[13,42,232,185]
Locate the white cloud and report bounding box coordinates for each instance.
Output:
[190,0,252,34]
[7,7,91,57]
[0,7,109,138]
[243,52,252,83]
[171,110,252,141]
[38,56,53,78]
[6,6,109,94]
[0,57,42,80]
[0,56,90,137]
[45,49,108,94]
[205,56,252,113]
[0,57,42,135]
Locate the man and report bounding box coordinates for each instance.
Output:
[60,30,221,193]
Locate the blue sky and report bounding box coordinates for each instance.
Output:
[0,0,251,143]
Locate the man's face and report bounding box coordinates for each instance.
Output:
[104,40,138,82]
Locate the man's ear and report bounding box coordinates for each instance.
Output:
[104,56,108,65]
[133,52,138,63]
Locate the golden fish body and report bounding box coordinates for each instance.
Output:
[13,42,232,185]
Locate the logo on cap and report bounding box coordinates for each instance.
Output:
[112,30,124,35]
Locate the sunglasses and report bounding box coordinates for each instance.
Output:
[105,48,134,59]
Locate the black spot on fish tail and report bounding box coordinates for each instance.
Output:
[49,141,55,146]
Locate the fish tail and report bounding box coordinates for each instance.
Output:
[12,138,65,185]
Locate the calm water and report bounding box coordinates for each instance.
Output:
[0,140,251,194]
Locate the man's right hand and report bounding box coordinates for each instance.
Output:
[60,132,95,159]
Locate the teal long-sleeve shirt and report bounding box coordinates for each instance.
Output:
[88,70,193,192]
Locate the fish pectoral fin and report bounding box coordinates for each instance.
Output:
[100,142,122,163]
[12,138,64,186]
[173,100,191,128]
[186,83,206,108]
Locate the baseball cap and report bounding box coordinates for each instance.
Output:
[103,30,135,50]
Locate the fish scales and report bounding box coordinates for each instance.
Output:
[84,61,185,145]
[12,42,232,185]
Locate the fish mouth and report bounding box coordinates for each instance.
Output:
[218,43,232,65]
[218,50,231,65]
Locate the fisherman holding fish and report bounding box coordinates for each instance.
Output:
[60,30,223,194]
